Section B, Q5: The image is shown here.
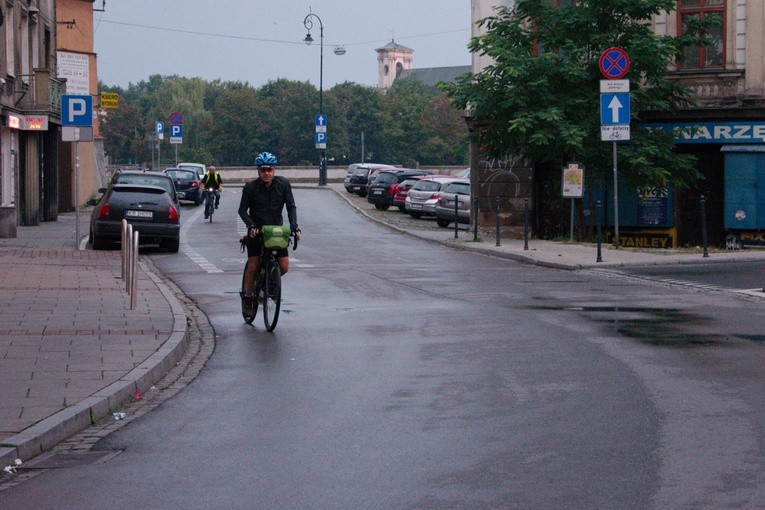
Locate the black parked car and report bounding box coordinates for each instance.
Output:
[88,171,181,252]
[346,163,396,197]
[164,167,202,205]
[366,169,432,210]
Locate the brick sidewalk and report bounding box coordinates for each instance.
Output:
[0,213,188,466]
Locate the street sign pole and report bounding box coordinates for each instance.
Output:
[61,95,93,250]
[613,142,619,248]
[599,48,630,249]
[75,140,80,248]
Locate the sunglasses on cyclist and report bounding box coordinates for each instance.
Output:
[258,166,275,172]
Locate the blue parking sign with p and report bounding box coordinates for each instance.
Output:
[61,95,93,126]
[170,124,182,137]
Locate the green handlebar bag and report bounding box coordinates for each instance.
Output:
[262,225,290,249]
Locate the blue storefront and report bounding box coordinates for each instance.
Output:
[644,121,765,248]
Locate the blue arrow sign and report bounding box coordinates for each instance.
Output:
[600,93,630,125]
[315,114,327,127]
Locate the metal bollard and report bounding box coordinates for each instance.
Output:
[125,224,133,293]
[130,231,138,309]
[121,220,128,281]
[523,198,529,251]
[495,196,501,247]
[700,195,709,258]
[454,194,459,239]
[596,200,603,263]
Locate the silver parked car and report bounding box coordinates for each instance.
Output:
[435,180,471,227]
[404,176,465,219]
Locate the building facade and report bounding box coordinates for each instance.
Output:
[56,0,105,214]
[0,0,100,238]
[647,1,765,247]
[0,0,61,236]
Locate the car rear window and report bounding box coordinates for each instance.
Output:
[413,180,442,192]
[112,185,168,196]
[375,172,398,184]
[354,168,370,177]
[165,170,195,180]
[399,179,418,187]
[444,182,470,195]
[114,174,174,194]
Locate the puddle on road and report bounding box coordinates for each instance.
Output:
[528,305,730,347]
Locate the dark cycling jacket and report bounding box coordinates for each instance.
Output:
[238,175,298,231]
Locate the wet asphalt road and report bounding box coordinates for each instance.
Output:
[2,187,765,509]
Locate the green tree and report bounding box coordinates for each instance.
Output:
[325,82,386,164]
[442,0,706,190]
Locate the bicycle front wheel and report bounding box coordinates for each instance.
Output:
[262,258,282,332]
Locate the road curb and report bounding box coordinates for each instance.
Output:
[0,260,189,467]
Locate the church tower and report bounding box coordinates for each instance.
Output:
[376,40,414,92]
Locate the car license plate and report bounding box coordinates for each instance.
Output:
[410,203,422,209]
[125,210,153,219]
[372,190,382,195]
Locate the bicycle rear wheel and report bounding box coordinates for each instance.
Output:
[241,263,258,324]
[262,257,282,332]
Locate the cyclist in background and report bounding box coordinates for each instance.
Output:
[238,152,301,308]
[201,165,223,218]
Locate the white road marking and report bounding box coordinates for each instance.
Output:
[180,205,223,273]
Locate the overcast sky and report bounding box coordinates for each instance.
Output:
[93,1,472,90]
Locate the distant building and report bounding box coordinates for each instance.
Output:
[398,66,471,89]
[376,39,470,92]
[376,40,414,92]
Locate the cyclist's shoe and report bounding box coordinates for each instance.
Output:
[204,214,209,219]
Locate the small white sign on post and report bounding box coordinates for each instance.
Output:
[562,162,584,198]
[601,125,631,141]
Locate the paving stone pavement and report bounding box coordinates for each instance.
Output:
[0,211,189,468]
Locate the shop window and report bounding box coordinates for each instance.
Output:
[678,0,724,70]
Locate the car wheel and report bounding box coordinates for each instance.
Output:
[165,237,180,253]
[436,219,451,228]
[409,212,423,219]
[357,191,367,198]
[374,204,389,211]
[397,206,406,212]
[345,187,353,193]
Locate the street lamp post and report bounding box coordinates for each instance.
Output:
[303,9,326,186]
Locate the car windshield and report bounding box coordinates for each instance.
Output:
[413,180,443,192]
[444,182,470,195]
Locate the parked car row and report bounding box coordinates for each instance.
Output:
[344,163,397,197]
[86,162,207,253]
[362,169,471,228]
[366,169,432,210]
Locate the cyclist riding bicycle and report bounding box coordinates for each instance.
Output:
[201,165,223,218]
[238,152,301,313]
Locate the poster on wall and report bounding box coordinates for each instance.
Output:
[56,51,90,95]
